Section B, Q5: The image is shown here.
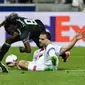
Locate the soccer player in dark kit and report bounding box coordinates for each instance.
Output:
[0,13,46,72]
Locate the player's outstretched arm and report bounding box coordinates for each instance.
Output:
[0,19,6,27]
[60,31,85,55]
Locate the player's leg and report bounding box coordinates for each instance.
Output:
[0,63,8,73]
[18,60,29,70]
[35,19,46,32]
[0,35,20,72]
[18,60,54,71]
[31,20,46,48]
[0,35,20,61]
[32,37,41,48]
[28,64,54,71]
[18,60,44,71]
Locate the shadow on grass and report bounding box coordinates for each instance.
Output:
[58,68,76,71]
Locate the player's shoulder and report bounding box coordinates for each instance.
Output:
[48,43,54,47]
[46,44,56,54]
[54,44,62,48]
[46,44,55,50]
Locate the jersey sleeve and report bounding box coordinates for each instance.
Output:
[46,44,58,58]
[32,49,40,61]
[55,45,62,56]
[47,48,57,58]
[47,46,59,68]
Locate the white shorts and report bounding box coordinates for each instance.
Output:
[28,61,46,71]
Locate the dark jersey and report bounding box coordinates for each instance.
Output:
[7,16,46,41]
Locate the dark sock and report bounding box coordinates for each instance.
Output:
[0,43,10,61]
[0,62,8,73]
[0,62,4,67]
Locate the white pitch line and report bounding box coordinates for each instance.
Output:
[65,69,85,72]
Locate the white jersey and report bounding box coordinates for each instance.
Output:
[54,44,62,56]
[32,48,44,62]
[43,44,62,66]
[28,44,62,71]
[28,48,45,71]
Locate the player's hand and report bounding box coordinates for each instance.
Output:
[75,31,85,40]
[0,20,6,27]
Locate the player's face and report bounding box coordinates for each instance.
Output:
[5,24,17,35]
[39,34,48,47]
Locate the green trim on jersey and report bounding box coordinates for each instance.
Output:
[50,56,56,66]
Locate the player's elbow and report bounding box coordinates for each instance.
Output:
[59,48,67,55]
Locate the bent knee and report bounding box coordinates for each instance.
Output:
[18,60,26,67]
[18,60,28,70]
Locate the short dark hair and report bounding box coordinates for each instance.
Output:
[40,31,51,40]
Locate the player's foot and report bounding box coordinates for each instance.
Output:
[0,63,8,73]
[62,51,70,62]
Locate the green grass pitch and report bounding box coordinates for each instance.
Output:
[0,47,85,85]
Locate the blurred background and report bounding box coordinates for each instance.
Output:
[1,0,85,12]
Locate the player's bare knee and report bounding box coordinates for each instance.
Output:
[18,60,25,66]
[18,60,28,70]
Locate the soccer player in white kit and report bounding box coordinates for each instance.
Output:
[18,31,85,71]
[18,32,61,71]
